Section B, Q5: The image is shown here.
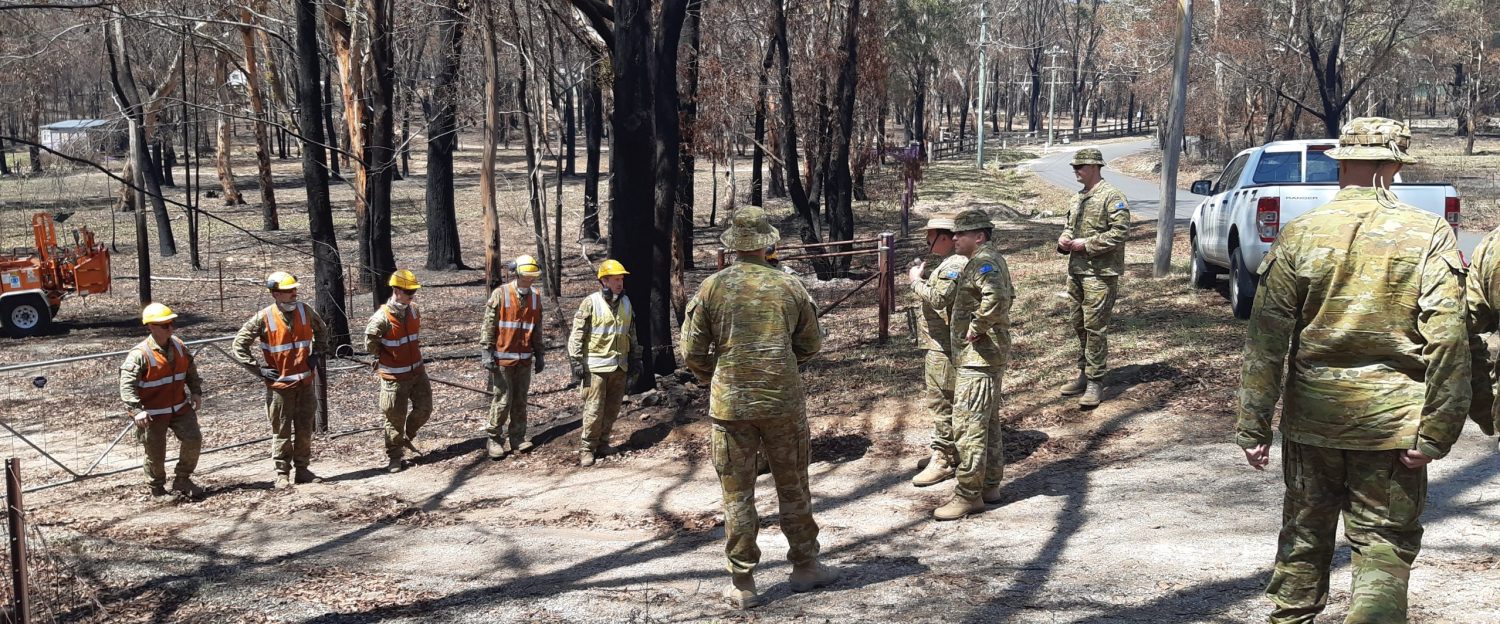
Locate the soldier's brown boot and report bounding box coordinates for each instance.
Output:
[911,452,954,487]
[486,438,507,460]
[788,560,840,593]
[514,440,535,453]
[273,473,293,490]
[171,477,204,498]
[1059,371,1088,397]
[294,467,322,484]
[981,486,1003,505]
[148,483,170,498]
[579,450,596,467]
[1079,381,1103,409]
[386,457,404,474]
[722,573,763,609]
[933,495,985,521]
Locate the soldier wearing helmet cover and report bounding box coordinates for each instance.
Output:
[231,271,329,489]
[481,255,548,459]
[365,269,432,473]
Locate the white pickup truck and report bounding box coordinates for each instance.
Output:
[1187,139,1460,319]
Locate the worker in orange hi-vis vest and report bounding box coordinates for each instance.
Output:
[481,255,547,460]
[232,271,329,490]
[119,302,205,499]
[364,269,432,473]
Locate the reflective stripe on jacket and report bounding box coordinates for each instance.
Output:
[134,336,191,416]
[377,304,423,380]
[583,292,633,372]
[493,284,541,367]
[262,303,313,389]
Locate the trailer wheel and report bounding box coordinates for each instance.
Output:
[0,294,53,338]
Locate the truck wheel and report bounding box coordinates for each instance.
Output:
[0,295,53,338]
[0,295,53,339]
[1190,235,1219,289]
[1229,250,1258,320]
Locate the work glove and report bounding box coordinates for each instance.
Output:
[481,350,498,372]
[309,353,323,371]
[132,410,151,429]
[625,357,644,393]
[533,353,546,374]
[259,367,280,382]
[569,357,585,387]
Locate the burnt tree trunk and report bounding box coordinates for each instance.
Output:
[749,38,773,207]
[773,0,830,278]
[294,0,350,346]
[424,0,468,270]
[582,68,604,242]
[241,8,278,229]
[365,0,398,305]
[673,0,704,296]
[825,0,860,275]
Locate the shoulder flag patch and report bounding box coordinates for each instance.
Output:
[1112,201,1127,211]
[978,264,995,274]
[943,270,960,279]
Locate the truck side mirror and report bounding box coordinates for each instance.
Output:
[1190,180,1212,196]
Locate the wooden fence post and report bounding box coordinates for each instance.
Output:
[716,248,726,270]
[7,459,29,624]
[878,232,894,344]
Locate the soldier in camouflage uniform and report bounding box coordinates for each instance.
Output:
[1463,228,1500,437]
[120,303,205,498]
[364,269,432,473]
[682,207,838,609]
[1237,117,1471,624]
[1057,148,1130,408]
[934,208,1014,521]
[908,212,968,487]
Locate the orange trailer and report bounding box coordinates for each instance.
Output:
[0,213,110,337]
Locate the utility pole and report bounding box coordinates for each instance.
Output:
[1153,0,1193,278]
[1045,46,1064,149]
[975,1,988,168]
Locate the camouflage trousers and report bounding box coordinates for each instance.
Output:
[923,350,957,463]
[266,382,316,474]
[135,409,202,486]
[381,371,432,459]
[952,367,1004,500]
[711,416,821,575]
[1068,275,1118,381]
[487,364,532,446]
[1267,440,1426,624]
[580,369,626,452]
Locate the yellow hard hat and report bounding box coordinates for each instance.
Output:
[265,271,299,291]
[513,255,542,278]
[597,259,629,279]
[388,269,421,290]
[141,302,178,325]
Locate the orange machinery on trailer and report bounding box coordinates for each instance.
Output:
[0,212,110,337]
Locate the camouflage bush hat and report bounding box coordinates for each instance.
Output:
[721,206,781,252]
[919,211,958,232]
[951,208,994,233]
[1071,148,1106,167]
[1326,117,1415,163]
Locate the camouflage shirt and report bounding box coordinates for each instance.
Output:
[681,256,822,421]
[913,254,969,353]
[1060,180,1131,276]
[1464,227,1500,435]
[1237,186,1471,459]
[949,243,1014,369]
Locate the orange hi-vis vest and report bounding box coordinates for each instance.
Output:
[377,303,422,380]
[133,336,191,417]
[261,302,313,389]
[492,283,541,366]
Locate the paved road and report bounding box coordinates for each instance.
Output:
[1024,138,1486,255]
